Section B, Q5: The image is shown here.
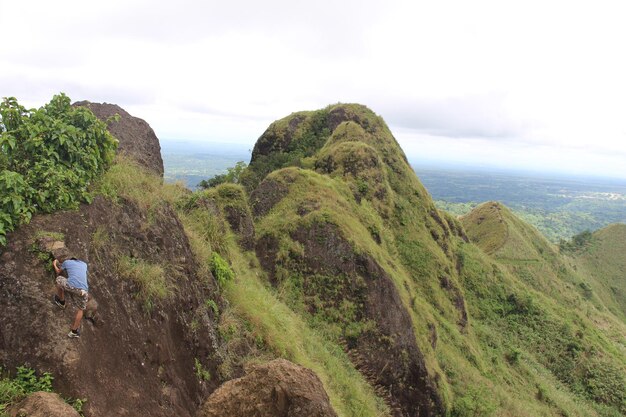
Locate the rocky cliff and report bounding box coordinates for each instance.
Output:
[73,101,164,176]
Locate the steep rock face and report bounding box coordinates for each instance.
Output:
[0,195,221,417]
[73,101,164,176]
[251,167,444,417]
[197,359,337,417]
[288,222,442,416]
[7,391,80,417]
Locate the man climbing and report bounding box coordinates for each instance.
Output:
[52,250,89,338]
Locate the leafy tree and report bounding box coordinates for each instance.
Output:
[0,93,117,245]
[559,229,593,253]
[198,160,247,189]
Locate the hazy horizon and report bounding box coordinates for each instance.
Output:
[160,137,626,183]
[2,1,625,180]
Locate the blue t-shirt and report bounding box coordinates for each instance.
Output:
[62,259,89,291]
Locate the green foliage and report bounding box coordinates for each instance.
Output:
[559,229,593,253]
[205,299,219,315]
[0,366,87,416]
[210,252,234,286]
[452,385,497,417]
[581,357,626,409]
[198,161,247,189]
[194,358,211,382]
[0,94,117,246]
[0,171,33,246]
[12,366,53,393]
[68,397,87,416]
[0,366,53,412]
[241,108,331,191]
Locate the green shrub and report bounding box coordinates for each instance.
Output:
[559,230,593,253]
[210,252,234,286]
[0,94,117,245]
[581,356,626,410]
[0,366,87,416]
[194,358,211,381]
[0,366,53,412]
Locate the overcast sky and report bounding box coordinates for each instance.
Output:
[1,0,625,179]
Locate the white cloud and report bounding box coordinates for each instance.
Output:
[1,0,625,178]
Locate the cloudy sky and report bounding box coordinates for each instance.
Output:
[1,0,625,179]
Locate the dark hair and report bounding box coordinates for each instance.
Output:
[53,248,71,263]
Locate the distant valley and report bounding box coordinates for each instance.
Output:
[415,168,626,242]
[160,139,251,188]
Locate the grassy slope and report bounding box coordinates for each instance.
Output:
[243,104,626,416]
[462,202,626,416]
[573,224,626,322]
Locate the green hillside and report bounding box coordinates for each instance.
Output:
[2,99,625,417]
[572,224,626,322]
[235,104,626,416]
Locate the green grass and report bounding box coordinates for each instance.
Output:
[117,256,171,312]
[179,187,390,416]
[94,154,188,210]
[574,224,626,322]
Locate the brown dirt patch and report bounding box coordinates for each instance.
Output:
[249,178,290,218]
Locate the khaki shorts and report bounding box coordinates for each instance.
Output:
[56,276,88,310]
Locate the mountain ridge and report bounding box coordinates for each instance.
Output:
[1,99,625,417]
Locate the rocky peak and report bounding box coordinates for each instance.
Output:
[73,101,164,176]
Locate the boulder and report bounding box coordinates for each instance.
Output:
[197,359,337,417]
[7,391,80,417]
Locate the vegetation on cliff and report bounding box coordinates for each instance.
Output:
[0,94,117,245]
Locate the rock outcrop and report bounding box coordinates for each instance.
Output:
[196,359,337,417]
[73,101,164,176]
[0,195,221,417]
